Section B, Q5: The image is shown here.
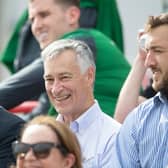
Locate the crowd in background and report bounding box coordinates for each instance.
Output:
[0,0,167,168]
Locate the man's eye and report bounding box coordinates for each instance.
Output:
[154,50,162,53]
[40,12,49,18]
[62,76,68,79]
[45,78,54,82]
[61,76,70,80]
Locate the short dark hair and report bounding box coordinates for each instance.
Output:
[29,0,80,8]
[53,0,80,7]
[144,13,168,32]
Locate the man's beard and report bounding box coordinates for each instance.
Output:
[157,75,168,99]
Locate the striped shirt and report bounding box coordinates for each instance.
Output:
[112,92,168,168]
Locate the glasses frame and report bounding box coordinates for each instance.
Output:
[12,141,68,159]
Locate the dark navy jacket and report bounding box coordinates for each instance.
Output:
[0,106,25,168]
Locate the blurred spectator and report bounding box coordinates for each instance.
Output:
[0,0,130,118]
[0,106,24,168]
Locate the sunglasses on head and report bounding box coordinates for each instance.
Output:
[12,141,68,159]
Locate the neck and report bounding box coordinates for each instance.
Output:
[62,99,95,125]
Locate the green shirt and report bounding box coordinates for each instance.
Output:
[0,10,28,73]
[0,0,124,72]
[80,0,124,52]
[80,0,96,7]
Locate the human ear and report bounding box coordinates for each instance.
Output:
[66,6,80,25]
[86,66,95,86]
[63,153,76,168]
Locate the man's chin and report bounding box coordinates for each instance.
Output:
[40,43,46,50]
[39,41,50,49]
[152,83,159,92]
[153,81,168,96]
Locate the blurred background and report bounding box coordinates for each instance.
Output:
[0,0,165,64]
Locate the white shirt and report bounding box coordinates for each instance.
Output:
[57,100,121,168]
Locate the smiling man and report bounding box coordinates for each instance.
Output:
[42,39,121,167]
[0,0,130,117]
[112,13,168,168]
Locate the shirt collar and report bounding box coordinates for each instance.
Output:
[56,100,101,134]
[153,92,168,104]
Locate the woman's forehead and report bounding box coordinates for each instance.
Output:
[21,124,58,143]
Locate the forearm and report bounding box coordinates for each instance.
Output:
[0,58,45,109]
[114,54,147,123]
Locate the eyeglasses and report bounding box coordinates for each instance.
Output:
[12,141,68,159]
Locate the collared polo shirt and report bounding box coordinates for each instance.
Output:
[57,100,121,168]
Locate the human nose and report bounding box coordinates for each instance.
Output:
[23,148,36,161]
[31,17,43,35]
[144,51,156,68]
[51,80,63,95]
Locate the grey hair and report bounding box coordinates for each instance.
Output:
[41,39,96,74]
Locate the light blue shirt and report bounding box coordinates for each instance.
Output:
[57,100,120,168]
[112,93,168,168]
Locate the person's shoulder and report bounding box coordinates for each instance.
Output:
[123,96,156,125]
[63,28,106,39]
[136,96,156,117]
[0,107,24,141]
[0,106,25,131]
[99,112,121,133]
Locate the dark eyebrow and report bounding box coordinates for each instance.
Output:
[38,11,50,16]
[29,10,50,21]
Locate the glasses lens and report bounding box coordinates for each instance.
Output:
[12,142,58,159]
[33,143,53,158]
[12,142,30,157]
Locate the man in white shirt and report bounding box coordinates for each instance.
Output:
[42,39,120,167]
